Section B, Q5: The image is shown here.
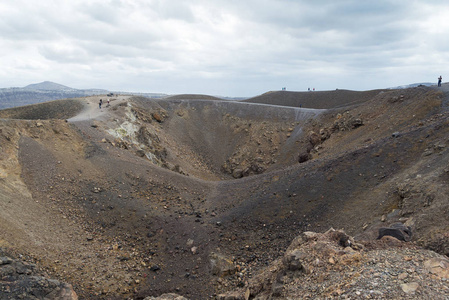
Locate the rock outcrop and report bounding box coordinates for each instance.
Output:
[0,253,78,300]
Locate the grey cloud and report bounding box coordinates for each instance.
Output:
[77,1,123,25]
[0,7,57,40]
[38,42,91,64]
[150,0,195,22]
[1,0,448,96]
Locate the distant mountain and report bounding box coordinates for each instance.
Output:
[0,82,109,110]
[23,81,74,91]
[0,81,167,110]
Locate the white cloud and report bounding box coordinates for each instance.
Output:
[0,0,448,95]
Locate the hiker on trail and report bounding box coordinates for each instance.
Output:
[99,99,103,109]
[438,76,442,87]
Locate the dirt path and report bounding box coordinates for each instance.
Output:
[432,82,449,109]
[68,95,131,122]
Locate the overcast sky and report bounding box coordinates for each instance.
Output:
[1,1,448,96]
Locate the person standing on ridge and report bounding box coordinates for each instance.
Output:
[99,99,103,109]
[438,75,442,87]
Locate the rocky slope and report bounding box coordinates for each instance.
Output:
[217,229,449,299]
[0,84,449,299]
[0,248,78,300]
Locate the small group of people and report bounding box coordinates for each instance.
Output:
[98,98,110,109]
[438,75,443,87]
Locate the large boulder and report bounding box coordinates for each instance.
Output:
[298,151,311,163]
[210,252,238,277]
[308,131,321,147]
[377,222,412,242]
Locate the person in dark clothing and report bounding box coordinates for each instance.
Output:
[438,75,442,87]
[99,99,103,109]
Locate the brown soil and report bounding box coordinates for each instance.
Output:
[1,85,449,299]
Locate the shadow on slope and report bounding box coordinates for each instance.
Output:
[243,89,387,109]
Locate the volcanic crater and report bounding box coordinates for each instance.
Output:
[1,85,449,299]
